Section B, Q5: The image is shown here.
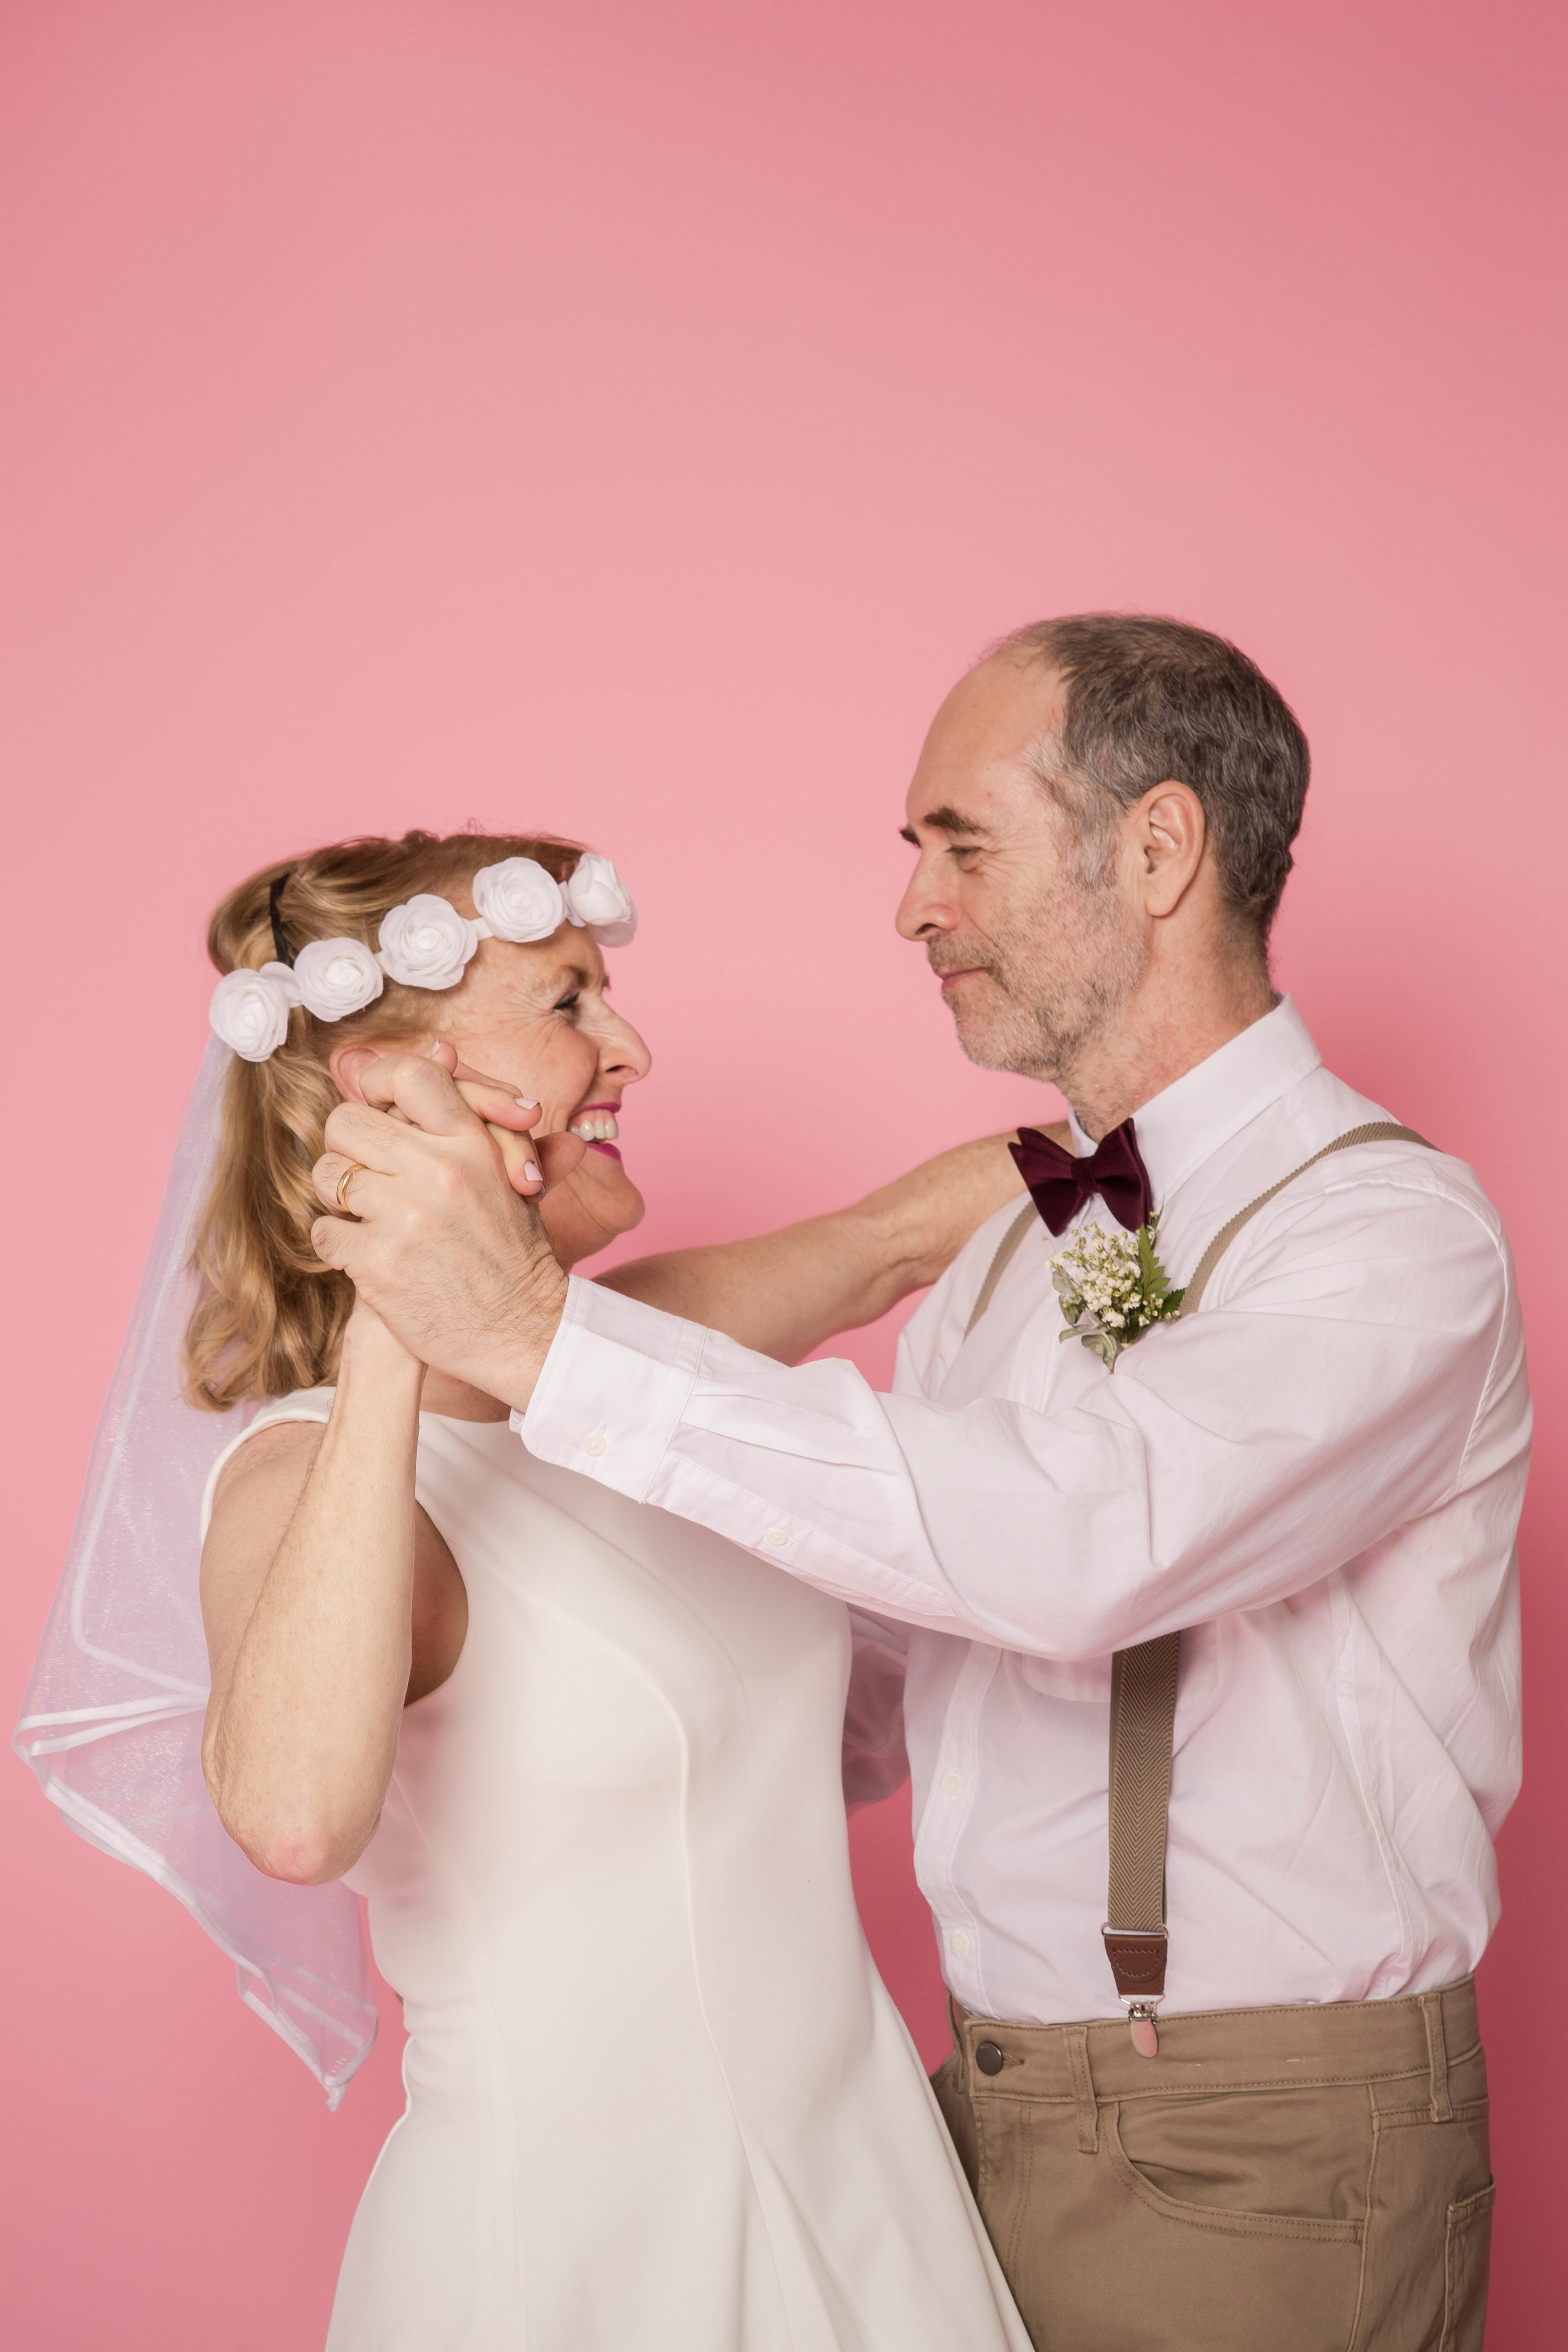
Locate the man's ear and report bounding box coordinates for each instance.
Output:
[1134,782,1207,918]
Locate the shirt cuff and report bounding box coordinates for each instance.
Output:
[512,1274,704,1500]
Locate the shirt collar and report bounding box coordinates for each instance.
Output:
[1066,996,1322,1204]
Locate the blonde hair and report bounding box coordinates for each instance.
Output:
[183,829,585,1411]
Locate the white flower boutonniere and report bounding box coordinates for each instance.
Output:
[1050,1214,1185,1369]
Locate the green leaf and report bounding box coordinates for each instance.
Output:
[1139,1223,1180,1301]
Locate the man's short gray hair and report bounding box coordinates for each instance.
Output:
[994,614,1310,943]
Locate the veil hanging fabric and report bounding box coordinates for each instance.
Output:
[13,1038,377,2105]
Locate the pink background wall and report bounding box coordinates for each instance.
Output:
[2,2,1561,2341]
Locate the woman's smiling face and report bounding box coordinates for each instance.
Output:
[450,928,650,1262]
[332,922,651,1268]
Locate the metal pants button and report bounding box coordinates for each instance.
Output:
[974,2040,1005,2076]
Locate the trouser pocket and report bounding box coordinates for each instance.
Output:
[1096,2096,1368,2352]
[1353,2077,1492,2349]
[965,2085,1371,2352]
[1439,2181,1494,2352]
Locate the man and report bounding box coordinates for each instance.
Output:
[312,616,1527,2350]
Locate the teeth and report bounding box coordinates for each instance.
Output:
[570,1113,619,1143]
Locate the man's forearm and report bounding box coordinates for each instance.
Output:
[520,1175,1510,1657]
[597,1133,1030,1362]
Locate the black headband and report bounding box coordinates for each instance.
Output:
[267,871,296,967]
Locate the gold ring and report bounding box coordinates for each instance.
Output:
[334,1161,364,1212]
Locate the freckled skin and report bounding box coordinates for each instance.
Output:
[333,924,653,1271]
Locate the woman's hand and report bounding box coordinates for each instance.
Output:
[310,1054,570,1409]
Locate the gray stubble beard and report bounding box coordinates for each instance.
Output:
[938,871,1150,1089]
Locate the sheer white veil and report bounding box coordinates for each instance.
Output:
[13,1037,377,2105]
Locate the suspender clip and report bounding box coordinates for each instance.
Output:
[1102,1924,1167,2058]
[1123,2000,1161,2058]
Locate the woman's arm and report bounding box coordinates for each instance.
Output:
[598,1129,1050,1362]
[199,1310,466,1886]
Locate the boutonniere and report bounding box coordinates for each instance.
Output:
[1050,1214,1185,1370]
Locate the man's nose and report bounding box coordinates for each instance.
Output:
[895,857,955,940]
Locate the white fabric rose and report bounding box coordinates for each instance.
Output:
[471,857,566,944]
[376,893,482,990]
[293,937,385,1022]
[209,962,301,1062]
[563,854,637,947]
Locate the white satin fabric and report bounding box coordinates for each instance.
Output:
[207,1394,1028,2352]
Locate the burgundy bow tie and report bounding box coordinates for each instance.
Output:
[1009,1118,1155,1236]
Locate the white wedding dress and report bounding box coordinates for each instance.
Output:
[207,1394,1029,2352]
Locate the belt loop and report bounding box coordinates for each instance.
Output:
[1420,1992,1453,2123]
[1066,2025,1100,2155]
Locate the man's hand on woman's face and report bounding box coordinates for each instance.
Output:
[310,1053,570,1410]
[430,1039,589,1198]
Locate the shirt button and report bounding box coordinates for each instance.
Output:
[580,1431,607,1457]
[949,1929,971,1955]
[942,1773,964,1797]
[762,1526,790,1549]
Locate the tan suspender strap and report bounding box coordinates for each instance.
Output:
[964,1201,1038,1337]
[1100,1121,1436,2019]
[1101,1635,1182,2002]
[1176,1121,1432,1318]
[964,1123,1434,1343]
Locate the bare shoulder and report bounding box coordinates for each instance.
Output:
[203,1421,329,1644]
[202,1411,466,1706]
[207,1417,326,1541]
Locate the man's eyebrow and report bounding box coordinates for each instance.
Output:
[899,803,989,843]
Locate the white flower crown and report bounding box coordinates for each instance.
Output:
[210,853,636,1062]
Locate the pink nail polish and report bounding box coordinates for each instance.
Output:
[515,1098,539,1111]
[523,1163,542,1184]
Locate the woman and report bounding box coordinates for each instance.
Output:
[183,828,1032,2348]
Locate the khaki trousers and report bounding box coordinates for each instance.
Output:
[932,1977,1492,2352]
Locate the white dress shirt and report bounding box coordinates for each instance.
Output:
[519,1000,1529,2024]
